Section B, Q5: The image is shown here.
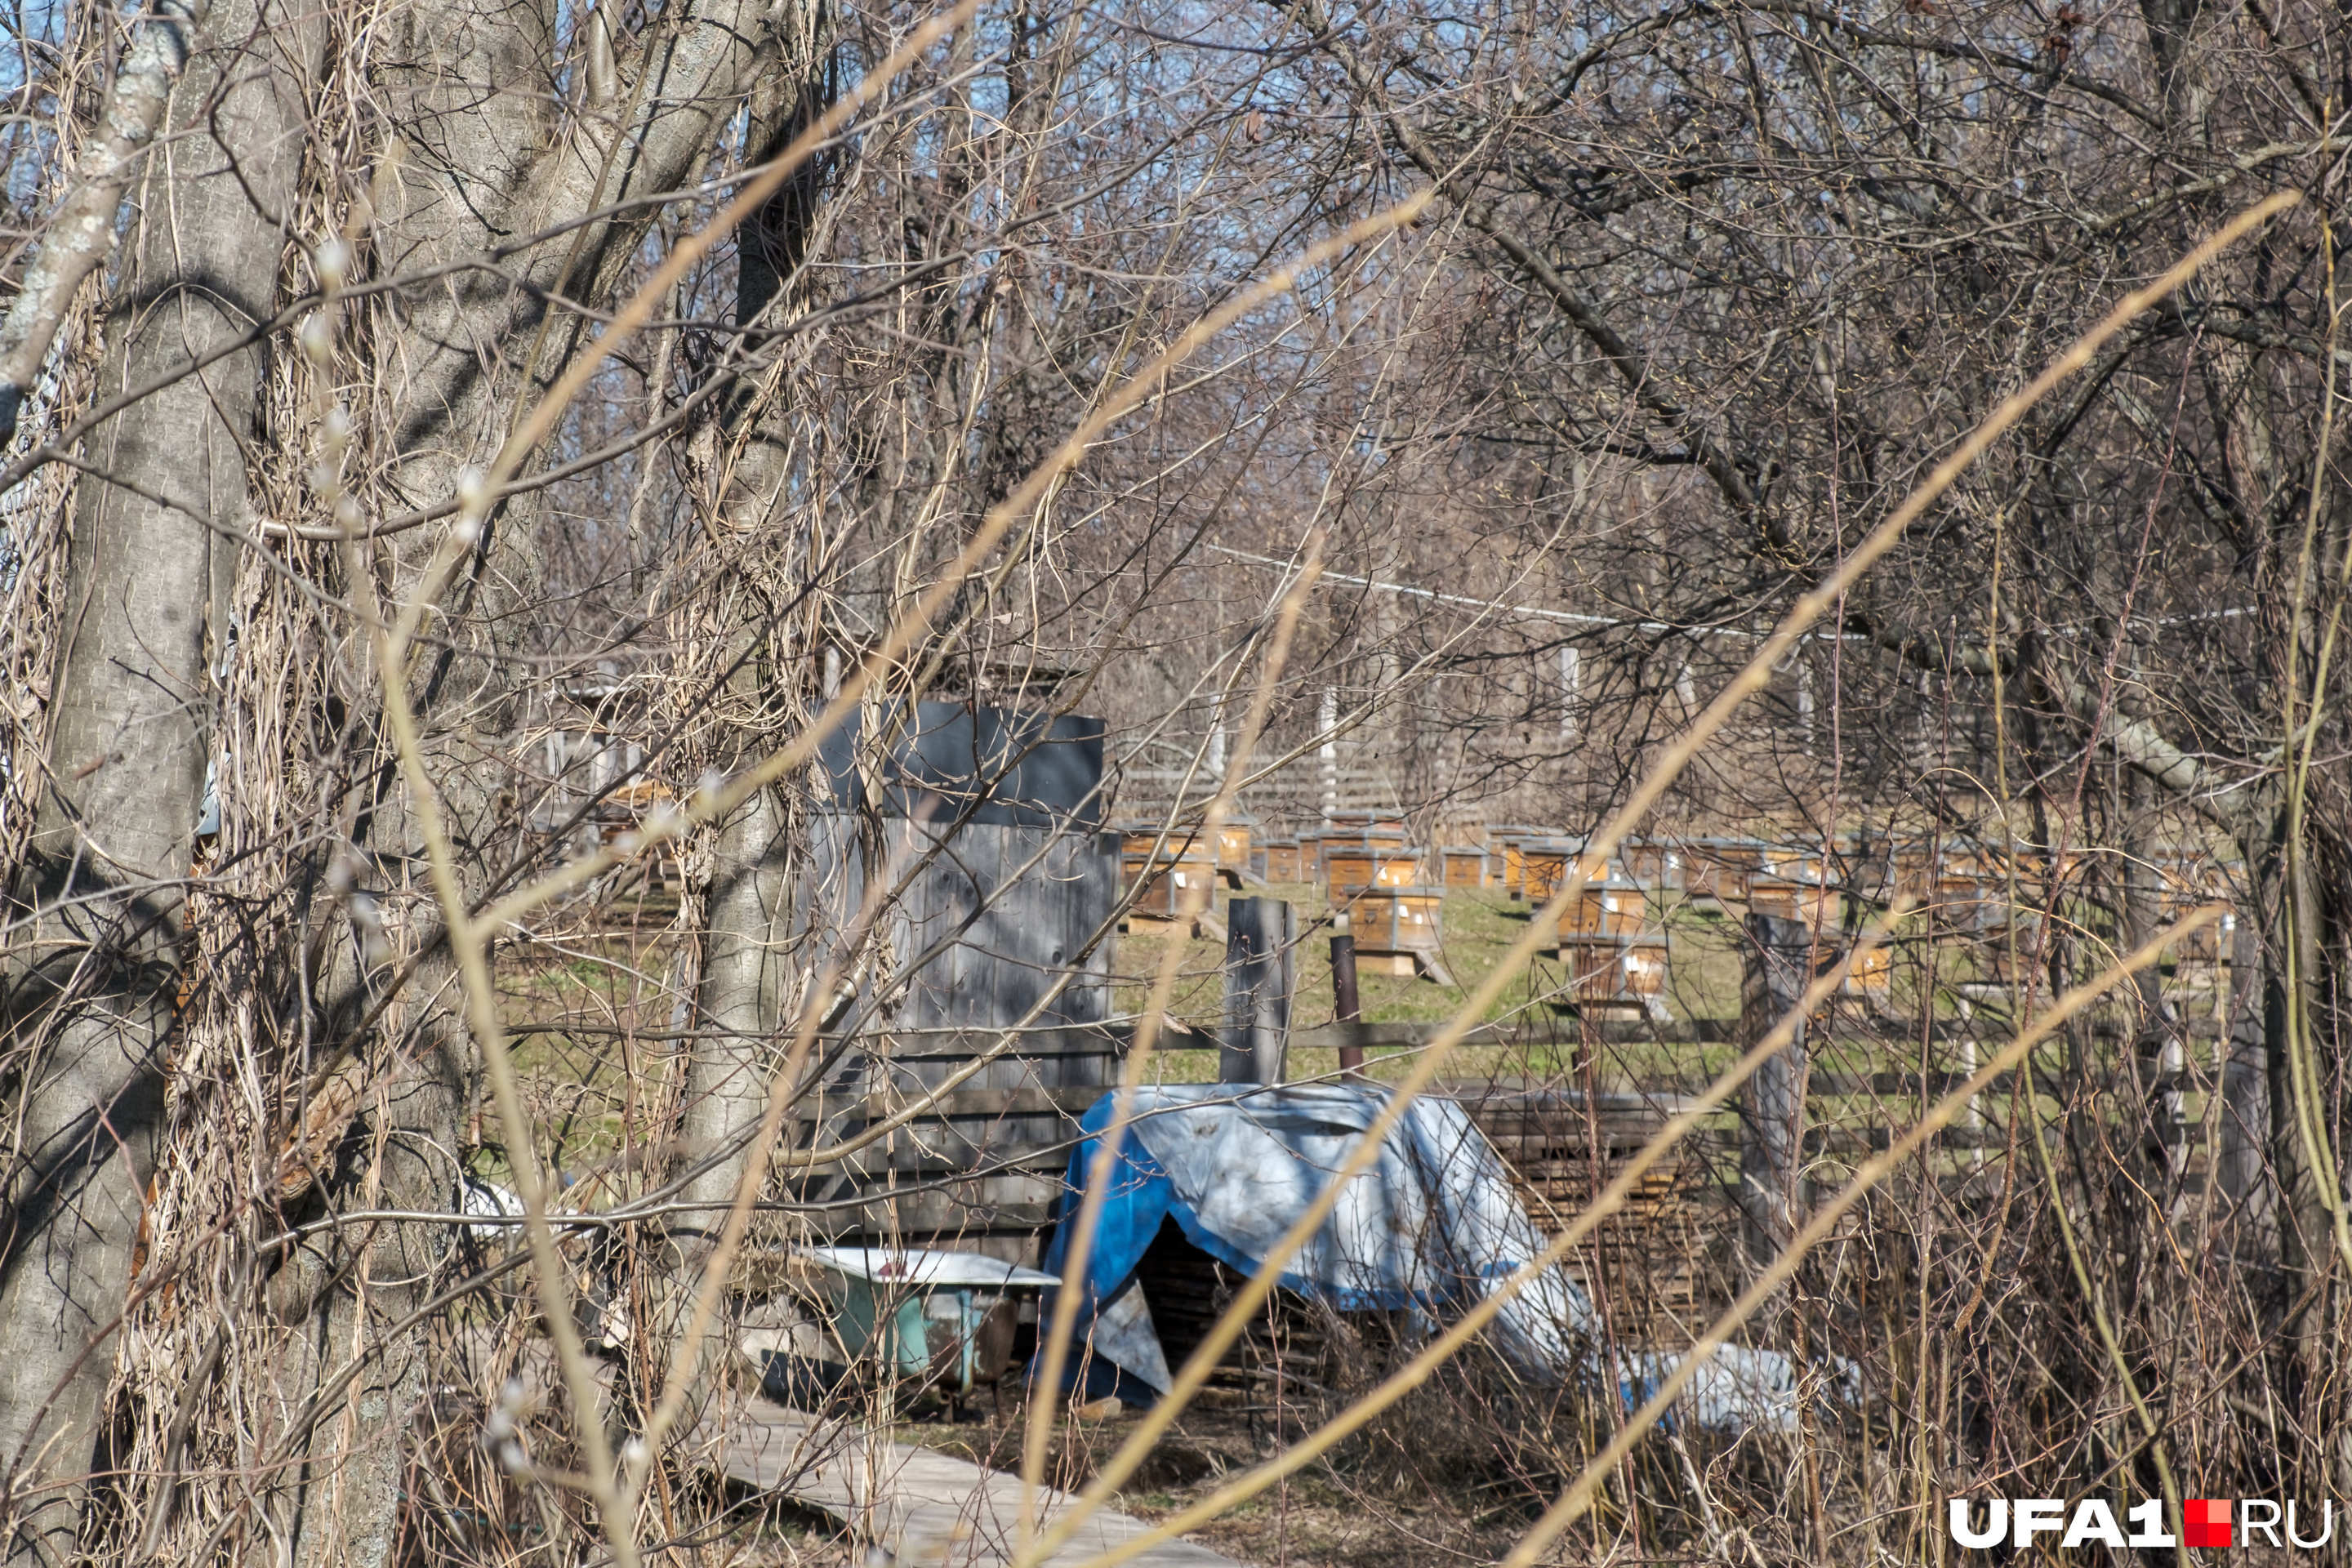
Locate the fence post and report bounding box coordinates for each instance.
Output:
[1739,912,1811,1263]
[1222,897,1295,1085]
[1330,911,1363,1076]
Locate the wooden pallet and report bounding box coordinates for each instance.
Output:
[717,1401,1239,1566]
[1455,1089,1718,1336]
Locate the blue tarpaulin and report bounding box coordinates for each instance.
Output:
[1033,1083,1850,1431]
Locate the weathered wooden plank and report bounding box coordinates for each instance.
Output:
[812,1143,1076,1178]
[787,1013,2173,1057]
[1803,1124,2066,1153]
[717,1401,1243,1567]
[1802,1068,2198,1099]
[842,1071,1120,1125]
[793,1086,1104,1120]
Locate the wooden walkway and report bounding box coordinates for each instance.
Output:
[719,1399,1243,1567]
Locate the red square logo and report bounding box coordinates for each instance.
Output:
[2185,1499,2232,1549]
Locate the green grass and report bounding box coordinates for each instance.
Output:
[488,924,679,1184]
[1112,885,1759,1086]
[1109,881,2234,1092]
[483,874,2235,1177]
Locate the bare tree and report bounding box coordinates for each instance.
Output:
[2,0,2350,1557]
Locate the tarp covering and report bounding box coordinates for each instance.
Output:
[1035,1084,1846,1432]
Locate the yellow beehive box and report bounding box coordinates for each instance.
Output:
[1259,838,1303,882]
[1440,846,1487,889]
[1348,888,1445,951]
[1559,933,1668,1003]
[1489,826,1548,898]
[1748,876,1838,926]
[1216,821,1252,871]
[1842,940,1891,1000]
[1325,839,1421,895]
[1121,826,1216,920]
[1347,888,1450,981]
[1563,881,1648,936]
[1521,844,1607,903]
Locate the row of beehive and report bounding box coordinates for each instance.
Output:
[1197,817,2233,932]
[1117,814,2236,1004]
[1113,818,1455,979]
[1116,818,1665,1000]
[1128,817,2234,909]
[1282,822,1449,979]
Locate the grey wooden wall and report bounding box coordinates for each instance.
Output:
[791,815,1121,1262]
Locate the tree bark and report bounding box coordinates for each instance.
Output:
[292,1043,469,1568]
[0,0,207,443]
[679,786,794,1248]
[2219,907,2271,1241]
[0,0,315,1554]
[657,59,826,1404]
[284,0,825,1549]
[2119,773,2184,1172]
[2260,814,2332,1390]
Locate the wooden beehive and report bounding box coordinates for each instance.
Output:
[1682,837,1761,902]
[1214,818,1253,889]
[2169,910,2230,990]
[1323,837,1420,896]
[2157,859,2229,962]
[1941,847,1994,880]
[1348,887,1443,947]
[1488,826,1546,898]
[1558,933,1668,1004]
[1562,880,1647,936]
[1521,843,1606,903]
[1440,845,1487,889]
[1981,913,2051,981]
[1346,888,1449,981]
[1121,826,1202,861]
[1842,939,1892,1004]
[1932,872,1996,933]
[1122,826,1218,920]
[1318,822,1405,857]
[1758,847,1828,881]
[1258,838,1303,882]
[1890,848,1940,904]
[1620,837,1680,889]
[1836,834,1894,902]
[1127,853,1218,919]
[1748,875,1838,926]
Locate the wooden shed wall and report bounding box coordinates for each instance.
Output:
[791,817,1120,1263]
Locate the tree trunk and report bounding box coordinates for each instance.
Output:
[291,1039,468,1568]
[655,61,827,1411]
[2219,907,2271,1244]
[283,0,825,1546]
[678,786,794,1247]
[2118,774,2184,1172]
[0,0,314,1553]
[2266,828,2333,1372]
